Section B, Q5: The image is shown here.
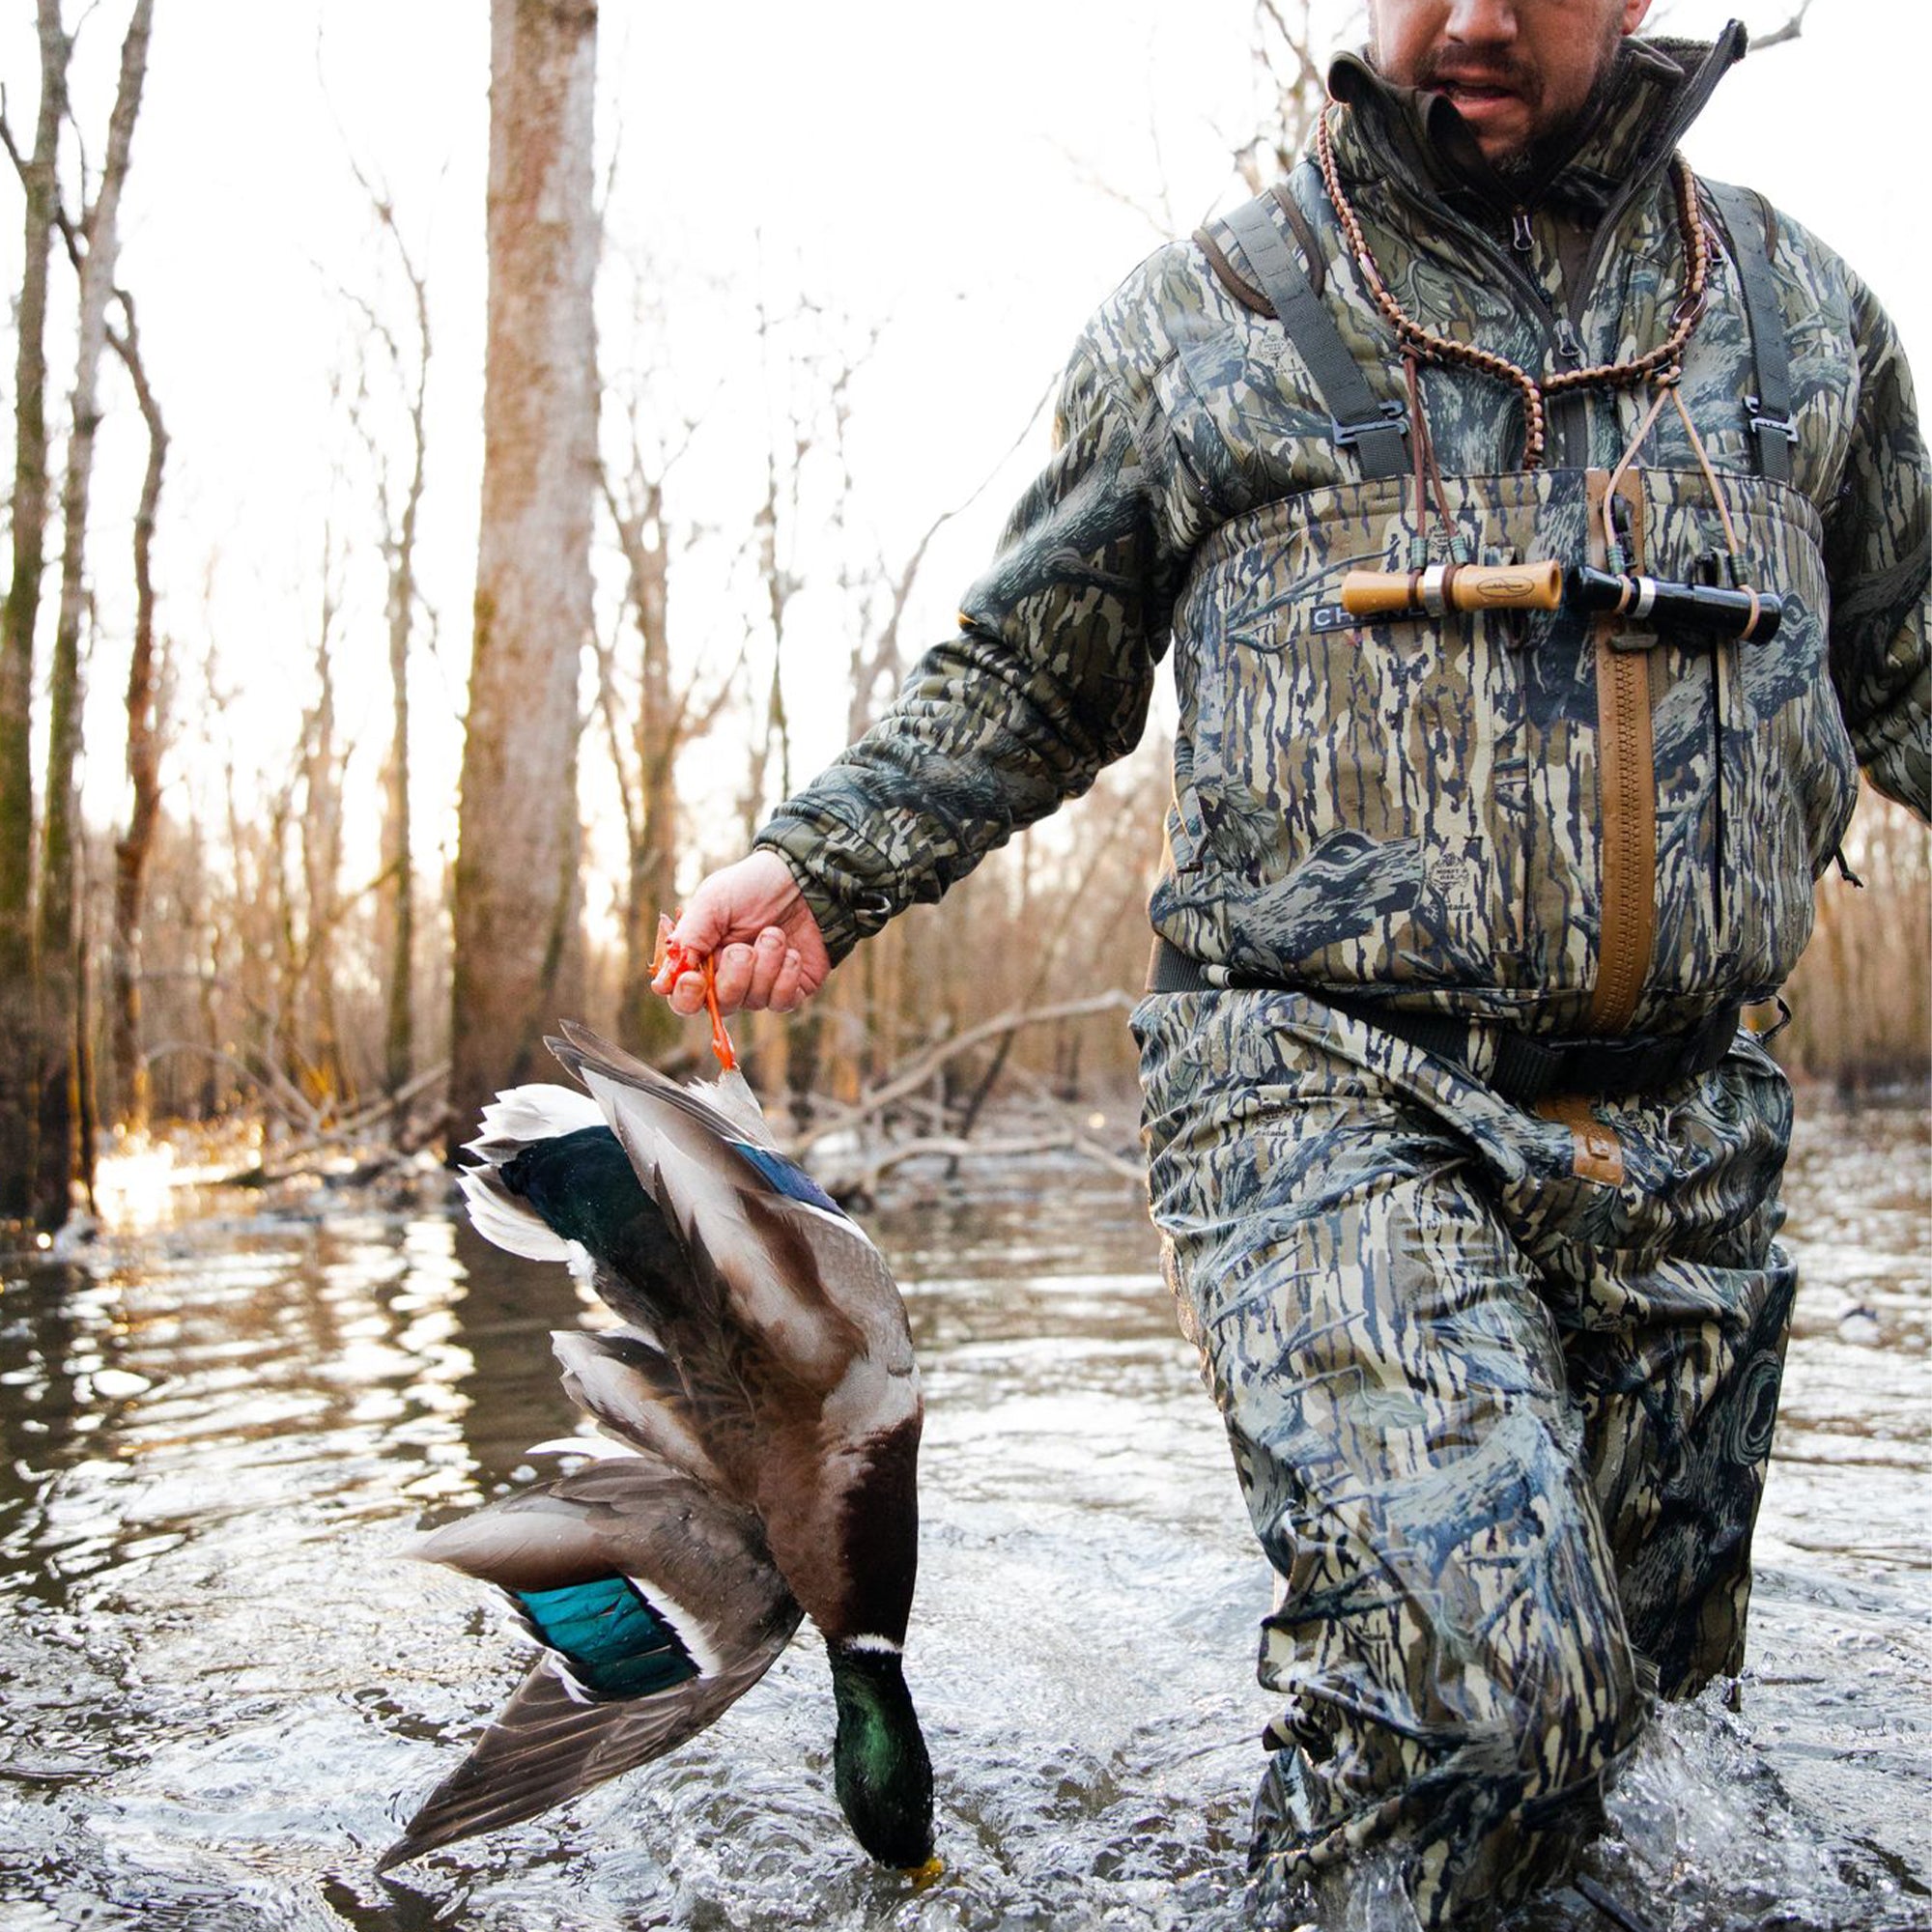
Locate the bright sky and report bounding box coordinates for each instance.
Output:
[1,0,1924,924]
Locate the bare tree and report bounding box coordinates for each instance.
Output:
[339,177,434,1098]
[448,0,599,1149]
[0,0,68,1221]
[297,558,349,1110]
[1234,0,1328,194]
[597,413,741,1057]
[26,0,156,1225]
[107,292,168,1133]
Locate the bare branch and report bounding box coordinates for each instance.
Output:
[782,990,1139,1157]
[1748,0,1815,50]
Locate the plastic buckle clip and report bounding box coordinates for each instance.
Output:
[1744,394,1798,446]
[1330,400,1408,449]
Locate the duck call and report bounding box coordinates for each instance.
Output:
[1340,560,1564,619]
[1566,564,1782,644]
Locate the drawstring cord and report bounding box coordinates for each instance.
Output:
[1405,353,1471,565]
[1601,373,1748,940]
[1317,107,1712,469]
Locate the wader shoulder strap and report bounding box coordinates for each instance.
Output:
[1218,192,1409,481]
[1704,179,1795,486]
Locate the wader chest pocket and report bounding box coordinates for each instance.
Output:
[1160,466,1846,1003]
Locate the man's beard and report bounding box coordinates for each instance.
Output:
[1489,39,1629,190]
[1378,10,1632,189]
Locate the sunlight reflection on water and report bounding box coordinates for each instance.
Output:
[0,1101,1925,1930]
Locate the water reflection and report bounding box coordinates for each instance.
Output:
[0,1105,1924,1930]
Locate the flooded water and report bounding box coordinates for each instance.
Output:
[0,1099,1926,1932]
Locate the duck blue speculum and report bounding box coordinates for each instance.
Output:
[514,1577,698,1699]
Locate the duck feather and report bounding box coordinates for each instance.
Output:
[550,1329,725,1491]
[562,1073,921,1643]
[384,1456,802,1870]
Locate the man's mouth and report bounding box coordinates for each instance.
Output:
[1435,76,1521,106]
[1428,71,1536,142]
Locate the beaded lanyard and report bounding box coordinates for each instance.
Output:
[1314,109,1712,469]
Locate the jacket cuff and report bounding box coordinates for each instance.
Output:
[753,812,901,967]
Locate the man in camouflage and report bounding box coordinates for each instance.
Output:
[659,0,1929,1920]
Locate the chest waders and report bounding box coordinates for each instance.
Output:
[1149,176,1854,1091]
[1135,177,1807,1927]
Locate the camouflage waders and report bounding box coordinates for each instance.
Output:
[1136,986,1795,1920]
[753,26,1929,1927]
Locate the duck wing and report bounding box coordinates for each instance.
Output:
[551,1328,726,1492]
[546,1024,923,1648]
[547,1022,914,1382]
[383,1455,801,1870]
[459,1101,807,1511]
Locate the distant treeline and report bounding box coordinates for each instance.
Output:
[73,761,1930,1151]
[1776,790,1931,1096]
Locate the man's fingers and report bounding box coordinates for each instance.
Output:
[770,949,805,1013]
[666,968,709,1016]
[653,853,829,1017]
[742,928,788,1009]
[709,942,757,1012]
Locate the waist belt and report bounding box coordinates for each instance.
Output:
[1145,939,1741,1106]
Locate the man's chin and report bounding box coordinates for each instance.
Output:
[1444,93,1532,148]
[1488,146,1543,191]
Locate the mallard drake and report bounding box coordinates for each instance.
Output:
[382,1022,933,1874]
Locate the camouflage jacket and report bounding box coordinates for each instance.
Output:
[757,28,1930,1037]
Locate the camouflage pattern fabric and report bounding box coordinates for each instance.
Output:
[748,27,1929,1925]
[1136,986,1795,1925]
[1159,463,1853,1036]
[755,34,1929,989]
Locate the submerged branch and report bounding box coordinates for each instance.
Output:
[816,1126,1143,1201]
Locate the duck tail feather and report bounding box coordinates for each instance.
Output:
[547,1018,664,1089]
[547,1021,778,1152]
[688,1065,776,1147]
[467,1082,607,1165]
[457,1163,573,1263]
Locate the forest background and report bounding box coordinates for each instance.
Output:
[0,0,1924,1232]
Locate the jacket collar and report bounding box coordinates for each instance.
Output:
[1325,22,1747,219]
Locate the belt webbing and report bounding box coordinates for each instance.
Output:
[1220,193,1410,482]
[1585,468,1658,1033]
[1706,180,1796,486]
[1144,938,1740,1106]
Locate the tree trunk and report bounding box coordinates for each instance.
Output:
[299,594,347,1113]
[108,297,167,1134]
[607,477,679,1058]
[382,549,418,1097]
[448,0,598,1150]
[0,0,66,1222]
[375,204,432,1099]
[36,0,155,1227]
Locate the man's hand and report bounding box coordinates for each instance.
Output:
[652,850,832,1016]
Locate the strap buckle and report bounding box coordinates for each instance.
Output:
[1744,394,1798,446]
[1330,400,1408,450]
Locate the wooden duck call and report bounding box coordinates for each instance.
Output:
[1340,559,1564,619]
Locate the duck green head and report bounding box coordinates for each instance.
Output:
[827,1640,935,1871]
